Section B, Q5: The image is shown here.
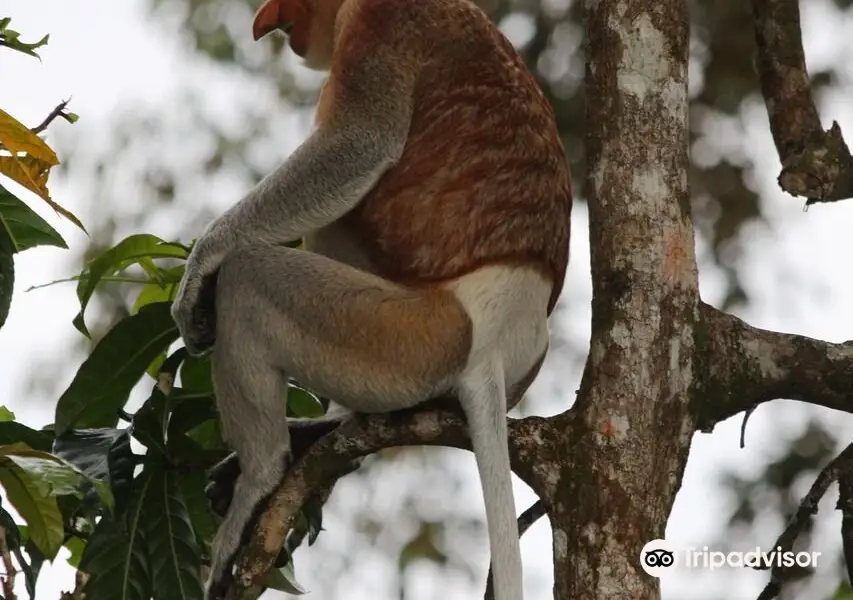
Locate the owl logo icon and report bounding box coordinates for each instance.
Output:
[640,539,677,577]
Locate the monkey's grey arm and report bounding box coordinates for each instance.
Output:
[190,121,407,272]
[171,115,408,354]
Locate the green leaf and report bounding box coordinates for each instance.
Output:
[64,535,85,568]
[0,444,93,496]
[143,469,204,600]
[0,183,67,252]
[174,472,217,554]
[19,538,45,599]
[79,473,153,600]
[146,352,167,381]
[153,346,188,382]
[137,273,184,380]
[833,582,853,600]
[132,268,183,315]
[287,385,325,418]
[53,428,125,482]
[185,419,223,451]
[72,234,187,337]
[179,354,213,395]
[0,406,15,422]
[0,507,20,552]
[0,21,49,59]
[55,302,180,435]
[0,221,12,330]
[0,448,66,558]
[0,443,113,507]
[132,387,170,457]
[53,428,134,514]
[0,422,53,451]
[263,560,308,595]
[166,396,216,444]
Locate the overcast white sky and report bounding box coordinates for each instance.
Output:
[3,0,853,599]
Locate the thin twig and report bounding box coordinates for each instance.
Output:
[740,405,758,448]
[753,443,853,599]
[0,526,17,600]
[837,469,853,585]
[30,99,74,134]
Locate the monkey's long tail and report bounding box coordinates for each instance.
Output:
[484,500,548,600]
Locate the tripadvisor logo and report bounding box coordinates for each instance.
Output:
[639,539,821,577]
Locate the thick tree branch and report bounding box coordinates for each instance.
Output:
[695,302,853,430]
[752,0,853,204]
[222,401,558,600]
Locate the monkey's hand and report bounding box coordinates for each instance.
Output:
[172,238,227,355]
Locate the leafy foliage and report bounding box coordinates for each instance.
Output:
[0,183,67,253]
[0,217,329,597]
[0,18,48,59]
[0,17,79,332]
[0,105,83,232]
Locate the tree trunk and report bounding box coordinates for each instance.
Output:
[550,0,694,597]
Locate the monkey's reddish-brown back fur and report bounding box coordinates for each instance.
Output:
[320,0,572,313]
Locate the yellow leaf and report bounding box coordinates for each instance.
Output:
[0,109,59,166]
[0,155,51,199]
[0,156,87,234]
[42,194,87,234]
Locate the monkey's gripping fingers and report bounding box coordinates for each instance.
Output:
[173,229,235,355]
[172,267,219,356]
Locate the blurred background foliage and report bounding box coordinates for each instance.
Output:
[24,0,853,597]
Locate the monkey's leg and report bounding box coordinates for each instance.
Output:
[205,415,347,518]
[205,243,472,599]
[205,316,294,600]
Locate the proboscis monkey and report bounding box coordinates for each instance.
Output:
[170,0,572,597]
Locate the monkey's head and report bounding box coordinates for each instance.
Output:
[253,0,345,70]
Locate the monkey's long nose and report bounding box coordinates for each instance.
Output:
[253,0,282,41]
